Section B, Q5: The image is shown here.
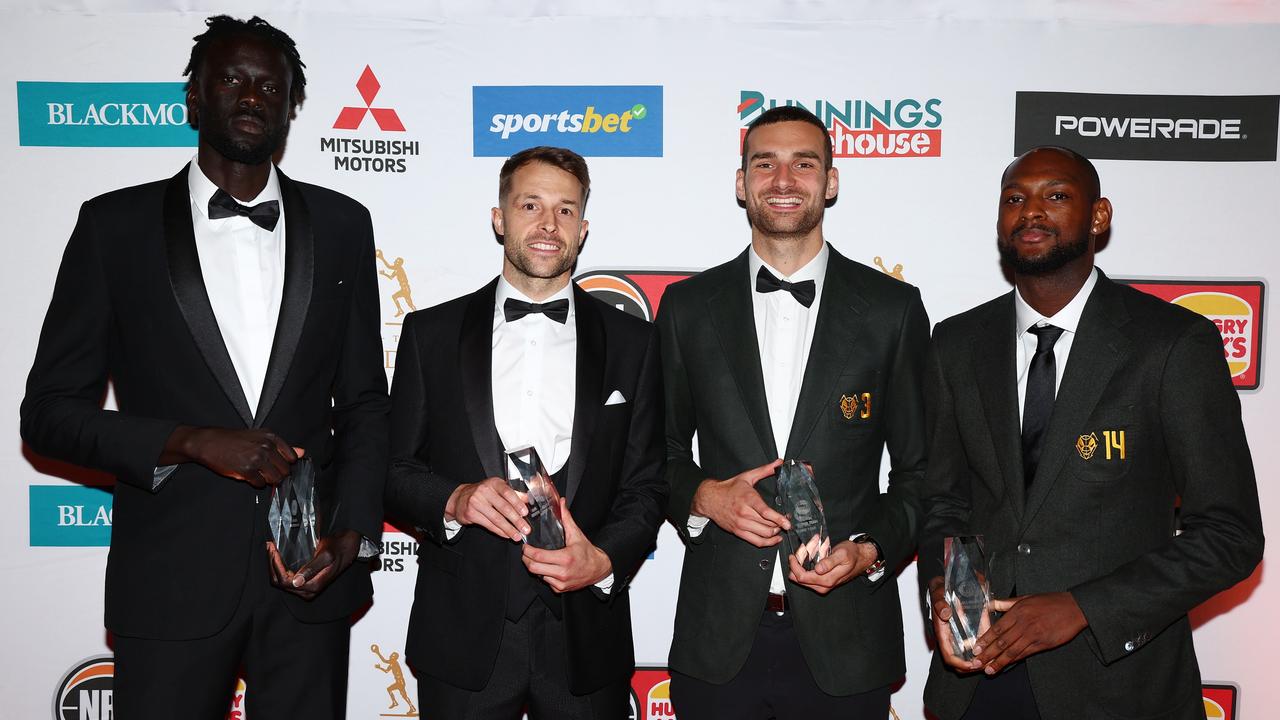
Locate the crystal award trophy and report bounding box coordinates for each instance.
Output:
[943,535,997,661]
[776,459,831,571]
[506,445,566,550]
[267,457,319,572]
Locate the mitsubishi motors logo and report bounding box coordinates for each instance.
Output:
[333,66,405,131]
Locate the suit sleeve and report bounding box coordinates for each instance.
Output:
[657,290,708,543]
[1071,317,1264,664]
[20,201,178,489]
[857,287,930,581]
[384,311,466,545]
[325,208,391,544]
[588,324,668,594]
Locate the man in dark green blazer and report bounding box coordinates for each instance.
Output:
[921,146,1264,720]
[658,105,930,718]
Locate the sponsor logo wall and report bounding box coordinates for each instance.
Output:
[5,6,1277,720]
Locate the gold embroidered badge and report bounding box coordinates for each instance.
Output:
[840,393,871,420]
[1076,432,1099,460]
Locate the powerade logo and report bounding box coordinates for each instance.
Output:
[473,85,663,157]
[17,82,197,147]
[739,90,943,158]
[1014,92,1279,161]
[30,485,113,547]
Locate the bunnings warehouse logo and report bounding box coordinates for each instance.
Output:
[30,485,113,546]
[17,81,197,147]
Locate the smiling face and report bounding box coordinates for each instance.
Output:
[187,33,294,165]
[492,161,589,298]
[737,120,838,244]
[997,148,1111,276]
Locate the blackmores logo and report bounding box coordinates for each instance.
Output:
[1117,279,1265,390]
[30,485,113,547]
[1014,92,1279,161]
[575,270,696,322]
[52,657,113,720]
[738,90,943,158]
[473,86,663,157]
[17,82,196,147]
[320,66,419,173]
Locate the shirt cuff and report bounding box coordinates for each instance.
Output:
[152,464,178,491]
[358,537,380,559]
[687,514,710,537]
[595,572,615,594]
[850,532,886,582]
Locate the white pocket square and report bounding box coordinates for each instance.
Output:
[604,390,627,406]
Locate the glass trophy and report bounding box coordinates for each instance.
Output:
[943,535,998,661]
[267,457,319,572]
[506,445,566,550]
[777,459,830,571]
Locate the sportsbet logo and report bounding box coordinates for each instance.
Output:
[1118,279,1265,390]
[473,85,663,157]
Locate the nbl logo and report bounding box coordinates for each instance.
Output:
[52,656,113,720]
[575,270,696,322]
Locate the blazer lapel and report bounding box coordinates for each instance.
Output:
[972,293,1023,516]
[1021,273,1132,528]
[460,280,505,480]
[785,248,867,458]
[253,169,313,427]
[707,250,777,462]
[565,285,604,504]
[163,165,254,427]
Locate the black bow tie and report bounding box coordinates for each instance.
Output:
[755,266,816,308]
[208,188,281,231]
[504,298,570,324]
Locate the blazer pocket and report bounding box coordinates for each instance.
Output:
[418,542,462,576]
[830,372,880,432]
[1069,410,1135,483]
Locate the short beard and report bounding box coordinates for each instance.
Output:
[999,231,1089,275]
[745,196,824,241]
[203,122,287,165]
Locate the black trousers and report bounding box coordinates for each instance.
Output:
[417,600,630,720]
[113,525,350,720]
[959,663,1042,720]
[670,610,892,720]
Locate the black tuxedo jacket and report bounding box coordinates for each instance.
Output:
[920,271,1264,720]
[658,245,930,696]
[21,165,390,639]
[384,279,666,695]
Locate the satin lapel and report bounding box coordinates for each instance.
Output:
[1022,275,1132,528]
[163,165,254,427]
[460,280,504,480]
[785,250,866,458]
[253,170,313,427]
[707,251,777,462]
[971,293,1022,517]
[565,286,604,504]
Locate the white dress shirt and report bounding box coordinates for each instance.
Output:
[689,243,829,594]
[1014,268,1098,426]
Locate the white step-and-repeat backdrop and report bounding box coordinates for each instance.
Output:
[2,2,1275,718]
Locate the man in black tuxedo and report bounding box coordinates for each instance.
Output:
[658,105,930,718]
[921,147,1264,720]
[384,146,666,719]
[20,16,388,719]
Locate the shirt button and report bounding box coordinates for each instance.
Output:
[758,559,770,570]
[1017,543,1031,555]
[530,340,537,346]
[1124,641,1136,652]
[526,390,533,397]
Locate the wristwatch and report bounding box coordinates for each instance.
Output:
[850,533,885,581]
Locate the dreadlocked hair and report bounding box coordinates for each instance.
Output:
[183,15,307,107]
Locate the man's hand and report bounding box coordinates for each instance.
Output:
[163,426,304,487]
[691,459,788,547]
[927,576,984,672]
[446,477,529,542]
[973,592,1088,675]
[522,499,612,593]
[787,539,872,595]
[267,529,362,600]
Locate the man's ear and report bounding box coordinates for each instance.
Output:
[1091,197,1113,236]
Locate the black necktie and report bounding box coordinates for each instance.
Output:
[1022,324,1064,487]
[208,188,281,231]
[755,266,816,308]
[503,298,569,324]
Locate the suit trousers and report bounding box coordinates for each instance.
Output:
[113,516,350,720]
[669,609,892,720]
[417,600,630,720]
